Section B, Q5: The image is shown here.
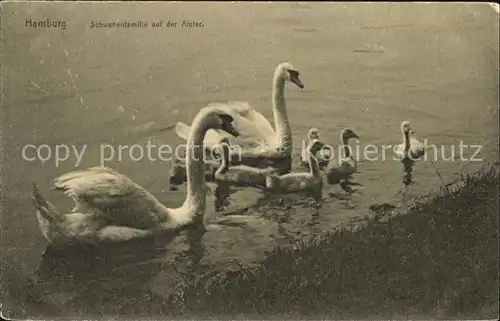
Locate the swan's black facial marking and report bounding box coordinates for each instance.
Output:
[216,113,240,138]
[287,69,304,89]
[216,113,233,124]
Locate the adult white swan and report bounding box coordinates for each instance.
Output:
[174,62,304,173]
[32,106,240,247]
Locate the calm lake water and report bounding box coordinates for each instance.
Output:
[1,2,499,316]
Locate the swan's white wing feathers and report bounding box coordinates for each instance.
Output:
[210,101,276,139]
[175,122,234,150]
[409,138,425,158]
[409,138,424,149]
[395,138,425,159]
[53,166,164,228]
[53,167,135,203]
[208,101,277,147]
[175,101,277,150]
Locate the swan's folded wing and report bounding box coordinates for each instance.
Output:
[53,167,134,205]
[52,167,163,228]
[410,138,425,150]
[209,101,277,146]
[175,122,234,150]
[175,102,277,150]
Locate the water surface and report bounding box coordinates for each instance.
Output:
[1,2,498,316]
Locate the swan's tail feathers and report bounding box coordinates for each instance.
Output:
[33,183,63,225]
[175,122,191,141]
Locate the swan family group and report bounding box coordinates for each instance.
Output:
[33,62,425,247]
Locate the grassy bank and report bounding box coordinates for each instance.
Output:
[2,166,499,320]
[165,165,499,319]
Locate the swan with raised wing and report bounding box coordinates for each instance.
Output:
[265,139,323,201]
[394,121,425,161]
[174,62,304,174]
[325,128,361,193]
[33,106,240,247]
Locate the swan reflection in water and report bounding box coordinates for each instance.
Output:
[402,158,415,187]
[35,227,205,301]
[34,215,278,317]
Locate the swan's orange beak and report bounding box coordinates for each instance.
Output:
[291,75,304,89]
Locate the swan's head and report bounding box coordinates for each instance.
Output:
[308,128,320,140]
[201,109,240,138]
[277,62,304,89]
[400,121,414,134]
[341,128,360,141]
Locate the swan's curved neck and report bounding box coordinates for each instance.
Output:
[402,130,410,151]
[308,151,320,176]
[341,133,351,158]
[181,113,210,221]
[216,143,230,176]
[272,70,292,154]
[306,140,321,176]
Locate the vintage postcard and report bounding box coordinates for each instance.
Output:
[1,1,499,320]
